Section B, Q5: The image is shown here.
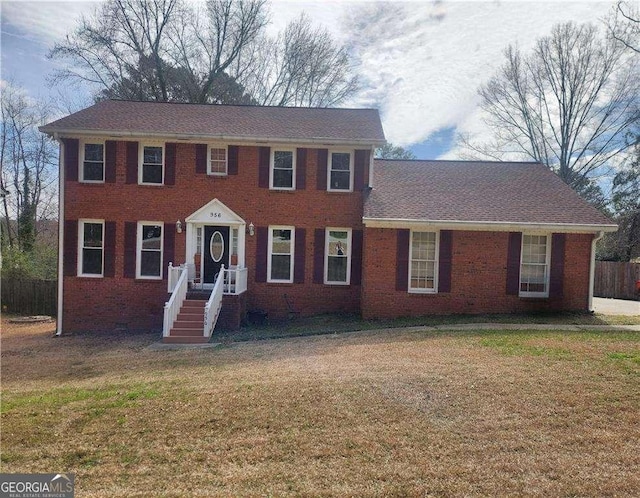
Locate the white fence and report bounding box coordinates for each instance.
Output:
[224,267,248,295]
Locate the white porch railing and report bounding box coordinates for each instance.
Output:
[167,262,184,293]
[163,264,188,337]
[204,265,225,338]
[223,267,248,295]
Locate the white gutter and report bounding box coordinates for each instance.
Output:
[38,127,386,148]
[55,134,64,336]
[362,217,618,234]
[588,231,605,312]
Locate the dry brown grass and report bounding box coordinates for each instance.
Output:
[1,317,639,497]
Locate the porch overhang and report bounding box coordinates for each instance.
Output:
[185,198,245,224]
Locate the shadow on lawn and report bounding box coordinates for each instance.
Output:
[214,310,628,344]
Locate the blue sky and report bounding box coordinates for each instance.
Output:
[0,1,615,158]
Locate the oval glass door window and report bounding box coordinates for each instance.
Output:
[210,231,224,262]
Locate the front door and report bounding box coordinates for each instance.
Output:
[203,226,229,284]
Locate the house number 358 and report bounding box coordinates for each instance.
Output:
[210,212,221,218]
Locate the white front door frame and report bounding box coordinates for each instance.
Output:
[185,199,246,287]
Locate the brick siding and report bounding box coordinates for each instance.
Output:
[63,142,365,332]
[361,228,593,319]
[62,140,596,333]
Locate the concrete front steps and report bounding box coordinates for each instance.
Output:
[163,299,209,344]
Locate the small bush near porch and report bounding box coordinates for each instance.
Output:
[1,318,639,496]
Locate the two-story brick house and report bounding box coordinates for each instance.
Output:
[40,100,616,343]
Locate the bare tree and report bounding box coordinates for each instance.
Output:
[459,22,640,206]
[49,0,266,103]
[50,0,183,101]
[608,1,640,53]
[49,1,357,107]
[0,83,58,252]
[237,15,358,107]
[167,0,267,103]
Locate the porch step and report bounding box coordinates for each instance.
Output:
[176,312,204,322]
[162,335,209,344]
[187,291,211,300]
[171,320,203,330]
[170,327,207,337]
[163,299,209,344]
[182,300,207,308]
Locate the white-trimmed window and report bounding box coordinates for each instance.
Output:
[208,145,228,175]
[137,222,164,279]
[139,144,164,185]
[327,150,353,191]
[520,234,550,297]
[325,228,352,285]
[270,149,295,190]
[80,141,104,182]
[78,220,104,277]
[267,226,295,283]
[409,231,438,293]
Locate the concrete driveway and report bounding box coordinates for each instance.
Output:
[593,297,640,316]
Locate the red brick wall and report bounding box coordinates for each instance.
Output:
[361,228,593,319]
[62,139,596,332]
[63,141,365,332]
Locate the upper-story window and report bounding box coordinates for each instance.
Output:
[139,144,164,185]
[80,141,104,182]
[270,149,295,190]
[209,145,228,176]
[520,234,550,297]
[327,150,353,192]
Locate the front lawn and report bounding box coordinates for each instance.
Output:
[1,318,639,496]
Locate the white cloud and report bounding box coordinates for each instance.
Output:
[1,1,97,45]
[1,0,618,158]
[1,0,346,44]
[343,1,614,154]
[268,1,347,36]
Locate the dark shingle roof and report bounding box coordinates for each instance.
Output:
[40,100,385,145]
[365,160,615,228]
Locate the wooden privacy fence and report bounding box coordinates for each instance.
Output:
[594,262,640,300]
[1,279,57,316]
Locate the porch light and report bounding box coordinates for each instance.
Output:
[176,220,183,233]
[248,222,255,236]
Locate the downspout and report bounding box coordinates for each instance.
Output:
[55,134,64,336]
[588,231,604,312]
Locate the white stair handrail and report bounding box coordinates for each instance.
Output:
[204,264,225,337]
[163,265,189,337]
